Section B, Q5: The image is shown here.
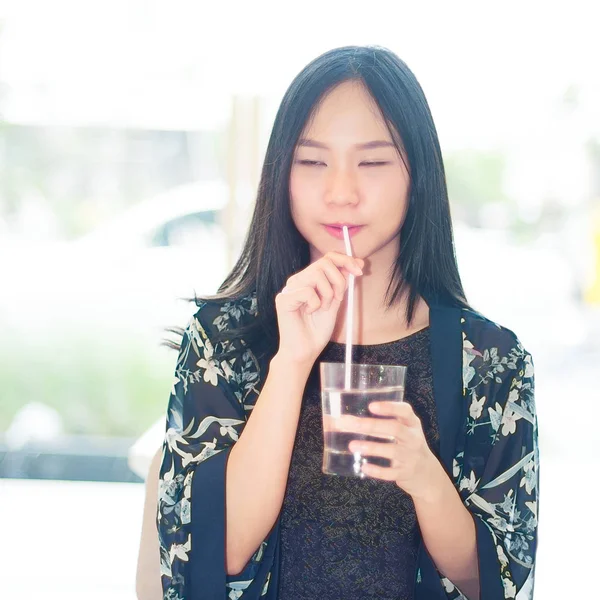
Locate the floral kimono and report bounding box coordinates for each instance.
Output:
[157,294,539,600]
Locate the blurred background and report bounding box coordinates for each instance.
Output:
[1,0,598,598]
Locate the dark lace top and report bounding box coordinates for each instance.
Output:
[278,327,439,600]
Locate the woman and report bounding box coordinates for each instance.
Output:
[138,46,539,600]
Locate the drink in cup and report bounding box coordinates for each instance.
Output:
[320,362,407,478]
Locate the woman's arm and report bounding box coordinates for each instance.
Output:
[413,457,480,599]
[226,253,362,575]
[136,446,163,600]
[225,353,311,575]
[452,345,539,599]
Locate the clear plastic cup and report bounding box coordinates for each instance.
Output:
[320,362,407,478]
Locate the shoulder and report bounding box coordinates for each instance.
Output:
[174,293,258,370]
[459,308,534,394]
[188,294,263,409]
[172,294,261,403]
[186,293,258,339]
[460,307,530,360]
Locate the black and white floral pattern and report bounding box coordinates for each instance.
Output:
[157,300,538,600]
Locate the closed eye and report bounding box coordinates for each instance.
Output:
[295,159,326,166]
[295,160,390,167]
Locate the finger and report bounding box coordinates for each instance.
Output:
[329,415,400,440]
[310,269,336,310]
[285,264,341,307]
[285,254,362,301]
[318,258,348,302]
[348,439,396,460]
[369,402,419,426]
[284,270,338,311]
[360,462,397,482]
[323,252,364,276]
[275,286,321,314]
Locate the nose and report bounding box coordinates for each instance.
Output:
[325,168,359,206]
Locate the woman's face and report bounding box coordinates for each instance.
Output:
[290,80,410,267]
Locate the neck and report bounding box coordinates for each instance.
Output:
[331,261,430,345]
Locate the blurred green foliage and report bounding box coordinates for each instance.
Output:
[444,149,512,226]
[0,329,175,437]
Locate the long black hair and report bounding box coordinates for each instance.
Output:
[167,45,469,357]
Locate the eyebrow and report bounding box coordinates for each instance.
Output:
[297,139,396,151]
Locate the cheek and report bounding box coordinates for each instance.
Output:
[290,168,320,196]
[290,170,320,219]
[367,172,409,225]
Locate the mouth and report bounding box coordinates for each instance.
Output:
[323,224,364,240]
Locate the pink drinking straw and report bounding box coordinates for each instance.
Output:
[342,226,355,390]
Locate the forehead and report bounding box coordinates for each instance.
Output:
[302,80,391,141]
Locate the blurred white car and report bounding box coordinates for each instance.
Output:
[0,180,231,340]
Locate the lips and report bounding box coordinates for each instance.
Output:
[323,224,363,239]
